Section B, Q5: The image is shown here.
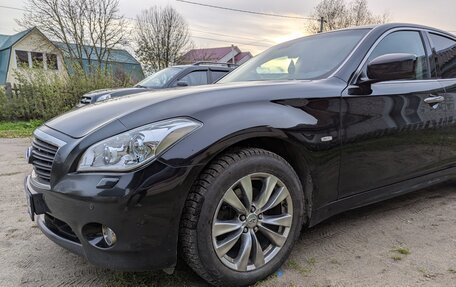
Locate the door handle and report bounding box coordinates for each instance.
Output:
[424,95,445,105]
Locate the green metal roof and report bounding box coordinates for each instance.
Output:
[53,42,140,65]
[53,42,144,80]
[0,28,33,51]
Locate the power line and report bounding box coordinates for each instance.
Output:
[2,3,456,34]
[124,16,274,44]
[190,28,274,45]
[186,22,278,46]
[176,0,319,21]
[191,35,271,48]
[0,4,272,49]
[0,5,27,12]
[123,15,274,48]
[119,12,275,46]
[124,19,273,48]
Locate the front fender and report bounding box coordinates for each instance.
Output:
[159,96,342,212]
[159,98,340,168]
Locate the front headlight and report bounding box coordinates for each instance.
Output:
[77,118,202,172]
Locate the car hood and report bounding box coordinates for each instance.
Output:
[45,78,344,138]
[81,87,150,102]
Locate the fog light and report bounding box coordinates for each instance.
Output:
[102,225,117,246]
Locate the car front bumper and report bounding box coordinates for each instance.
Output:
[24,159,200,271]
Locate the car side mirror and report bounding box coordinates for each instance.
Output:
[349,53,417,95]
[367,53,417,82]
[177,81,189,87]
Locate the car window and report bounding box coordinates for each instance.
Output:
[211,70,229,83]
[429,33,456,79]
[135,67,183,88]
[256,56,299,75]
[367,31,429,80]
[219,29,369,82]
[175,71,208,86]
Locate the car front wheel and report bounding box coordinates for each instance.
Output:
[180,148,305,286]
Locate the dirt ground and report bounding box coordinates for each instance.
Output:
[0,137,455,287]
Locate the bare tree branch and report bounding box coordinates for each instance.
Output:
[18,0,127,72]
[134,5,192,73]
[307,0,389,34]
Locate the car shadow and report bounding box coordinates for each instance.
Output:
[86,181,454,287]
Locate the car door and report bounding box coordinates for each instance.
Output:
[339,30,446,197]
[428,32,456,169]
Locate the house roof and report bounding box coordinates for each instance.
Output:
[0,28,34,51]
[53,42,140,65]
[234,51,252,62]
[0,28,37,84]
[182,46,241,63]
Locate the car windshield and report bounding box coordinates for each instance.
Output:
[219,29,370,83]
[135,67,183,88]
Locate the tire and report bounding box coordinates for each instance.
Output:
[180,148,305,287]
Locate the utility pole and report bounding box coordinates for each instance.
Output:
[319,17,325,33]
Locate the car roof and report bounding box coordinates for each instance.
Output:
[172,62,236,71]
[278,23,455,53]
[351,23,455,38]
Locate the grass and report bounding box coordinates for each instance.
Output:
[392,247,411,255]
[285,258,314,276]
[307,257,317,266]
[0,120,43,138]
[417,267,427,274]
[389,246,411,261]
[390,255,403,261]
[105,268,201,287]
[253,273,278,286]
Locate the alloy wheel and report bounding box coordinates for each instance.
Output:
[212,173,293,271]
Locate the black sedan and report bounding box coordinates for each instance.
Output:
[24,23,456,286]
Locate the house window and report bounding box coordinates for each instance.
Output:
[15,50,59,70]
[16,50,29,67]
[47,53,58,70]
[31,52,44,68]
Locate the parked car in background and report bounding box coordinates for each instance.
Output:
[25,23,456,287]
[78,62,237,106]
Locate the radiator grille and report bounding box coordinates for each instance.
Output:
[31,137,58,183]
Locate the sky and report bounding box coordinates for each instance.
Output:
[1,0,456,55]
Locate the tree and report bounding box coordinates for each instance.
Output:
[308,0,389,33]
[135,5,192,73]
[18,0,127,70]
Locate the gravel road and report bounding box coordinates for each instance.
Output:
[0,138,455,287]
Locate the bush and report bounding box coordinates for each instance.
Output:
[0,66,135,121]
[0,87,7,120]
